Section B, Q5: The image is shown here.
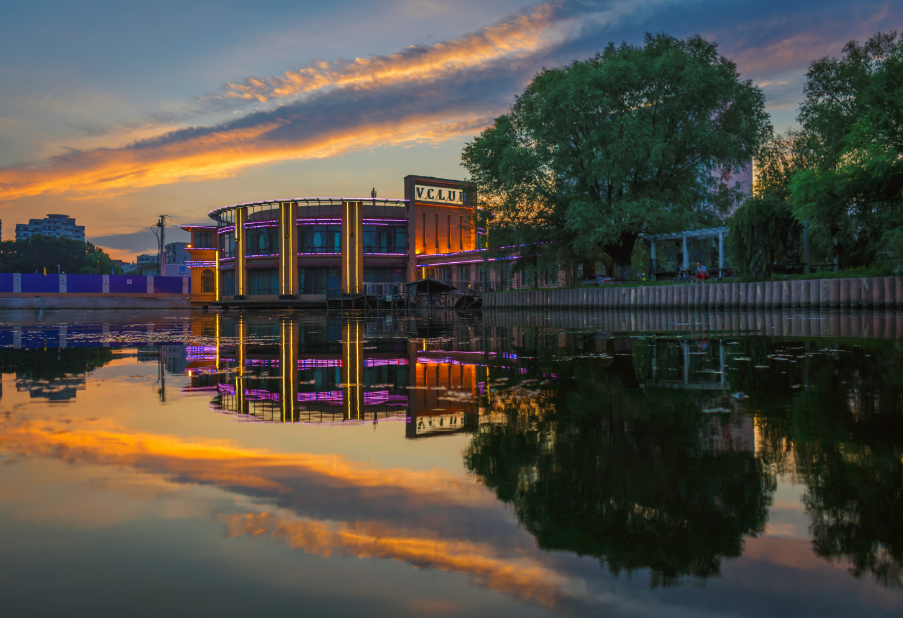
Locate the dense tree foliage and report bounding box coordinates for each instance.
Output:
[0,235,121,274]
[462,33,771,279]
[791,31,903,269]
[730,31,903,274]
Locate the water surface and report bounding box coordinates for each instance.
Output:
[1,310,901,617]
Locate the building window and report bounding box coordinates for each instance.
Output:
[545,267,558,285]
[299,267,340,294]
[459,215,464,250]
[248,269,279,295]
[195,230,214,248]
[223,270,235,296]
[459,265,470,281]
[362,225,407,253]
[299,225,341,253]
[221,233,235,258]
[201,269,215,293]
[247,228,279,256]
[440,267,453,283]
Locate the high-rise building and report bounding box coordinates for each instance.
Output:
[15,214,85,241]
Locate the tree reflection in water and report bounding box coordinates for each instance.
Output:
[466,334,903,589]
[465,342,775,588]
[736,339,903,589]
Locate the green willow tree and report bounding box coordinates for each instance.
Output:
[727,131,807,276]
[462,33,771,280]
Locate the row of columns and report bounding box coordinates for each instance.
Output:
[484,277,903,310]
[220,200,362,299]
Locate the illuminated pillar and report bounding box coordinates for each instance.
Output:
[281,319,297,422]
[236,316,247,415]
[215,313,220,371]
[214,248,221,302]
[235,207,248,298]
[342,200,363,294]
[279,201,298,298]
[342,322,364,420]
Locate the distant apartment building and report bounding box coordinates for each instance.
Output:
[15,214,86,242]
[164,242,190,265]
[129,253,160,276]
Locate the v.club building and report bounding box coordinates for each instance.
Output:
[181,175,484,306]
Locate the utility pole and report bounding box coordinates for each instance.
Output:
[151,215,171,276]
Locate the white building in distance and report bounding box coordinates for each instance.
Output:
[15,214,86,242]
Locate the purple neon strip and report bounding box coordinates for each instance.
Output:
[299,359,342,369]
[363,219,408,223]
[297,252,342,256]
[217,226,235,234]
[245,254,280,258]
[418,257,519,266]
[417,240,556,259]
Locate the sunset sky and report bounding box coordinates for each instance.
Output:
[1,0,898,260]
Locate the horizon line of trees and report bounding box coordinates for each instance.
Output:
[0,235,124,275]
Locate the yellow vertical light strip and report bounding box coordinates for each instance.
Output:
[215,248,220,301]
[289,319,294,421]
[280,203,284,296]
[279,321,286,423]
[288,202,294,295]
[344,202,349,293]
[356,321,361,419]
[354,202,364,294]
[236,210,243,296]
[215,313,220,371]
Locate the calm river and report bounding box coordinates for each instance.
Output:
[0,309,901,617]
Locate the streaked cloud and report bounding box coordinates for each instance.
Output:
[0,1,658,203]
[226,512,570,607]
[211,3,569,104]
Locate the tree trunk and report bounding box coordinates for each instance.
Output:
[604,233,638,281]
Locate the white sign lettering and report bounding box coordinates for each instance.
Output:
[415,184,469,206]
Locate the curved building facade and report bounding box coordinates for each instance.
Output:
[182,176,476,305]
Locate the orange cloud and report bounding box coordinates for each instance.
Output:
[0,411,578,608]
[214,4,567,104]
[0,112,493,202]
[225,512,569,607]
[0,414,495,508]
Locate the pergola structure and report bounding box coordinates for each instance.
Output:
[642,227,729,280]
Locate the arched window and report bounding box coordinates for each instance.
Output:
[201,269,215,293]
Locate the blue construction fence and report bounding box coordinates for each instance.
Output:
[0,273,189,295]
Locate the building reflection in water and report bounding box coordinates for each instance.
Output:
[185,315,492,438]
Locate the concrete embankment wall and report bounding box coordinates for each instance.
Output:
[0,296,191,310]
[484,277,903,311]
[480,308,903,339]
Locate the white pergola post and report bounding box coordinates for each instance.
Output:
[682,236,689,270]
[718,232,724,278]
